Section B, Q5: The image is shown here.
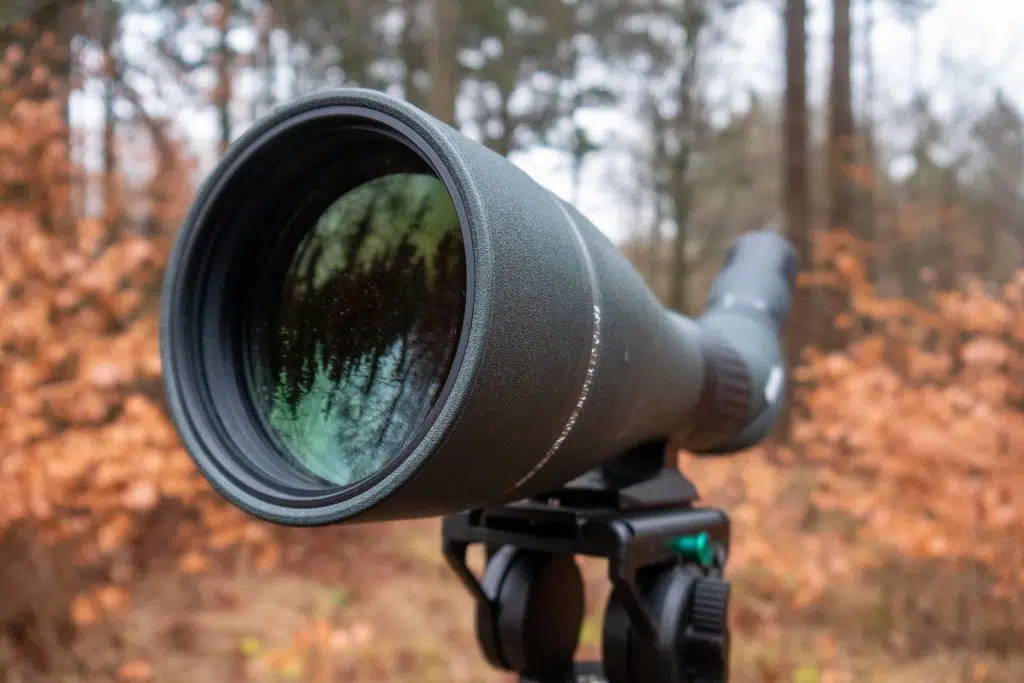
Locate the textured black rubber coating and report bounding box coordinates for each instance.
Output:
[159,88,797,525]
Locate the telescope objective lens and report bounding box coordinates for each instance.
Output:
[249,162,467,487]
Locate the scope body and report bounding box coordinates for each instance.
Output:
[160,88,796,527]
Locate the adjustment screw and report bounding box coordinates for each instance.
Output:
[668,531,715,567]
[683,577,731,683]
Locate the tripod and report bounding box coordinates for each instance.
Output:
[442,442,732,683]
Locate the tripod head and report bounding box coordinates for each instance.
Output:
[443,442,732,683]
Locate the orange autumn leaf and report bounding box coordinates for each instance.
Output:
[179,551,209,575]
[118,660,152,682]
[71,595,99,626]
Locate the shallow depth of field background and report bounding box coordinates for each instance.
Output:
[2,0,1024,681]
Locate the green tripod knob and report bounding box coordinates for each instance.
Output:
[669,531,715,567]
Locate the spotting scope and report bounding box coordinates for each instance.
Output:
[160,88,796,683]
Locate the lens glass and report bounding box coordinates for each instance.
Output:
[251,155,467,488]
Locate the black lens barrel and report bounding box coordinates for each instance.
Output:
[160,88,796,527]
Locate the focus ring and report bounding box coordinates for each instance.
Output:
[681,328,751,452]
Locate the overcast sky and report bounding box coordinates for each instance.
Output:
[69,0,1024,242]
[520,0,1024,241]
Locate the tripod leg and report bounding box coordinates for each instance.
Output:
[519,661,607,683]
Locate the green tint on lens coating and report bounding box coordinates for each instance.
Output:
[253,172,467,487]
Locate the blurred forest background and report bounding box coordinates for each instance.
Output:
[1,0,1024,681]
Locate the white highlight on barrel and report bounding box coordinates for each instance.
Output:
[505,200,602,494]
[765,365,784,404]
[509,305,601,492]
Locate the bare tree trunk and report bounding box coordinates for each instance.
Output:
[495,86,515,157]
[820,0,856,348]
[426,0,459,125]
[342,0,375,86]
[214,0,233,154]
[667,4,704,315]
[861,0,878,282]
[100,1,119,226]
[649,194,664,296]
[904,23,926,301]
[829,0,855,239]
[569,127,584,207]
[781,0,811,439]
[400,0,425,109]
[253,2,274,121]
[668,156,692,314]
[937,166,957,291]
[785,0,811,300]
[647,97,668,297]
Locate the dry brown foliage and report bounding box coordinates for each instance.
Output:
[0,40,277,633]
[673,231,1024,663]
[793,231,1024,595]
[1,32,1023,679]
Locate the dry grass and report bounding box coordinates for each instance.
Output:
[3,511,1023,683]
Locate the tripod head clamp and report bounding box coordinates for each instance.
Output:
[443,444,733,683]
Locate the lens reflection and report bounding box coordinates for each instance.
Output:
[254,170,466,487]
